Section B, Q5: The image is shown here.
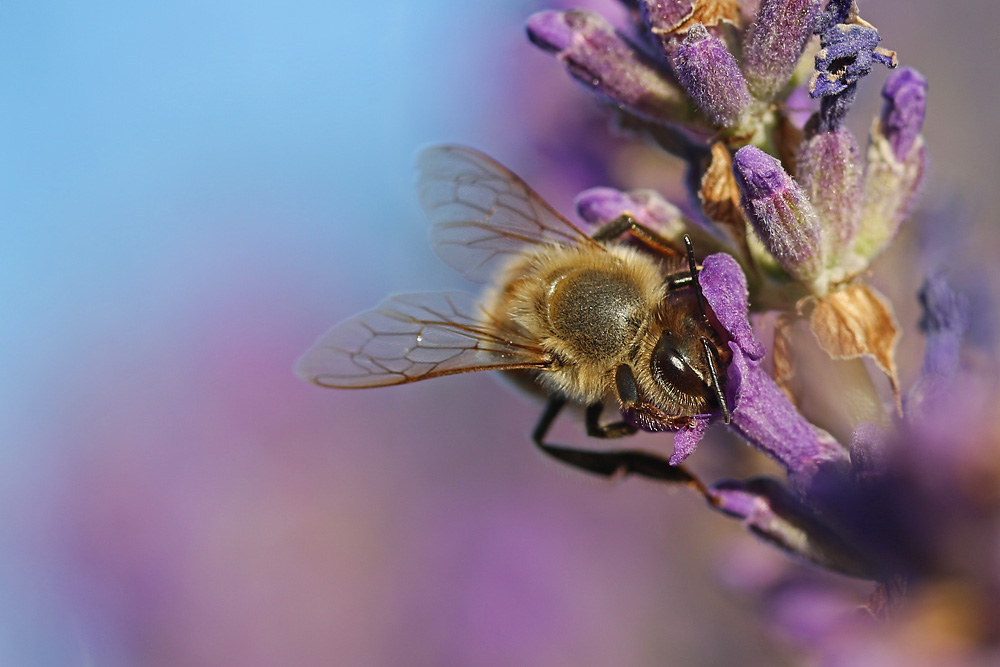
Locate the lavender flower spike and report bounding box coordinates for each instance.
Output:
[742,0,823,101]
[526,10,695,125]
[732,146,826,289]
[672,24,753,128]
[854,67,928,262]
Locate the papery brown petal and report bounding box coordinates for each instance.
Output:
[808,283,901,407]
[774,110,803,177]
[699,141,747,239]
[772,313,799,405]
[652,0,743,37]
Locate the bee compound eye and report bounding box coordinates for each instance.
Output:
[651,335,707,398]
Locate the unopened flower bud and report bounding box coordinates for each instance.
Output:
[526,10,694,124]
[742,0,823,101]
[672,24,752,127]
[639,0,694,43]
[796,123,862,266]
[854,67,928,262]
[732,146,824,284]
[880,67,927,162]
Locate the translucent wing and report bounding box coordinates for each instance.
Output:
[296,292,552,388]
[417,145,598,283]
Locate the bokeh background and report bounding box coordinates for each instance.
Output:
[2,1,997,665]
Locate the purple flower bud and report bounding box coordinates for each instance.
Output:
[880,67,928,162]
[742,0,823,101]
[732,146,825,284]
[639,0,694,39]
[672,24,753,127]
[526,10,694,124]
[575,186,683,236]
[853,69,928,262]
[796,124,862,261]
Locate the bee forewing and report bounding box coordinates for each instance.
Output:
[295,292,551,388]
[417,145,596,283]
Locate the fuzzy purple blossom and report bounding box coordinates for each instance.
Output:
[809,0,897,131]
[696,253,849,492]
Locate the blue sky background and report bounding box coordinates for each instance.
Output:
[2,1,998,664]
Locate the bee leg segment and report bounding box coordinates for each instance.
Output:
[532,393,682,484]
[585,402,637,439]
[590,214,683,259]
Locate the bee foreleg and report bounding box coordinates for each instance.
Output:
[532,396,688,483]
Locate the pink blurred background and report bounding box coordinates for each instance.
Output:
[2,1,997,664]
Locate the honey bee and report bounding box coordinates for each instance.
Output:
[297,146,731,478]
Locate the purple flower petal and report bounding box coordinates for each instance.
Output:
[727,341,850,494]
[669,414,711,465]
[698,252,849,491]
[699,252,765,360]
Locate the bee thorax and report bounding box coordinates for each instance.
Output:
[547,267,644,361]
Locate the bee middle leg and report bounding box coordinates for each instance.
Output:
[531,396,690,483]
[590,214,684,259]
[585,402,637,439]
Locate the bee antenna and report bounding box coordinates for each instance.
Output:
[683,235,708,323]
[700,337,730,424]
